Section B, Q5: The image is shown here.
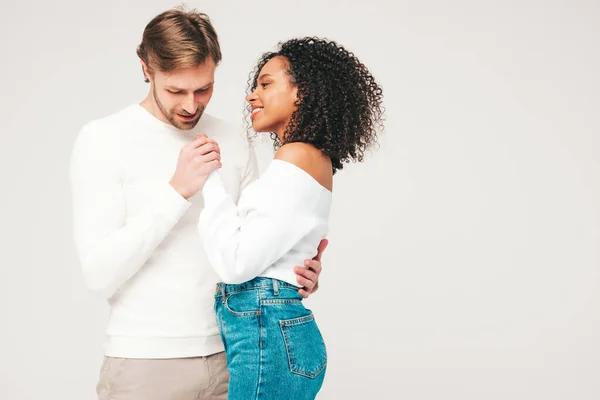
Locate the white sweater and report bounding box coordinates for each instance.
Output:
[70,104,257,358]
[199,159,331,286]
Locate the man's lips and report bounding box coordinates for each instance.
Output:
[178,113,198,121]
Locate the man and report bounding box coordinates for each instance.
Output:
[70,8,326,400]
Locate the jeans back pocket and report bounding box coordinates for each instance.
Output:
[280,313,327,379]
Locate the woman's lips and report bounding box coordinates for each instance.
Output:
[250,107,263,120]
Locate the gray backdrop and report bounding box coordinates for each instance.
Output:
[1,0,599,399]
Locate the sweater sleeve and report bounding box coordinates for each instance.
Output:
[70,124,191,298]
[198,161,322,284]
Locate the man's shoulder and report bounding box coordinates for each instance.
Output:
[198,113,251,152]
[82,104,138,135]
[74,105,137,156]
[198,113,238,135]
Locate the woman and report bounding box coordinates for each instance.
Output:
[198,37,384,399]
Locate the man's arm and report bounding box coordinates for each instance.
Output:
[295,238,328,298]
[70,125,191,298]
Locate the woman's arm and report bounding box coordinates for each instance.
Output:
[198,159,323,284]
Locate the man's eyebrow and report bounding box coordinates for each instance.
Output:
[197,82,215,90]
[165,82,214,91]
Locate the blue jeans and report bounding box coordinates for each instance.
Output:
[215,277,327,400]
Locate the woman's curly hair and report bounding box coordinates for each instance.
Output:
[247,37,384,173]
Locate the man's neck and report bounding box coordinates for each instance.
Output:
[140,90,170,126]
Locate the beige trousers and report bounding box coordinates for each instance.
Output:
[96,352,229,400]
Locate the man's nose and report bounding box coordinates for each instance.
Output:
[182,95,198,114]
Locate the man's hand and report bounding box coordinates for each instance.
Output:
[294,239,328,298]
[170,134,221,199]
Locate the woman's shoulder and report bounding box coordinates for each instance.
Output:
[274,143,333,191]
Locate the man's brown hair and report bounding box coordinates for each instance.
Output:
[136,7,222,82]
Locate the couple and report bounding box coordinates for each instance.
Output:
[70,7,383,400]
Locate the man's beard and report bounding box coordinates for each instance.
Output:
[153,86,205,130]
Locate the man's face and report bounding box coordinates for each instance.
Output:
[147,59,216,130]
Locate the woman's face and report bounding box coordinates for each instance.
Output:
[246,56,298,139]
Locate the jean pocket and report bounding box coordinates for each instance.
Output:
[225,290,260,317]
[280,313,327,379]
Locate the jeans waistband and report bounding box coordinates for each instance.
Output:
[215,277,298,298]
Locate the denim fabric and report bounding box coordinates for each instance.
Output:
[215,277,327,400]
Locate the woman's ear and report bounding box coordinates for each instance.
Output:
[293,88,302,106]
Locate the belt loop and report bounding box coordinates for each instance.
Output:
[272,279,279,296]
[221,284,226,299]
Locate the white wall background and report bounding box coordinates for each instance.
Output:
[0,0,598,399]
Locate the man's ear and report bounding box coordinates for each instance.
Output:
[140,59,153,83]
